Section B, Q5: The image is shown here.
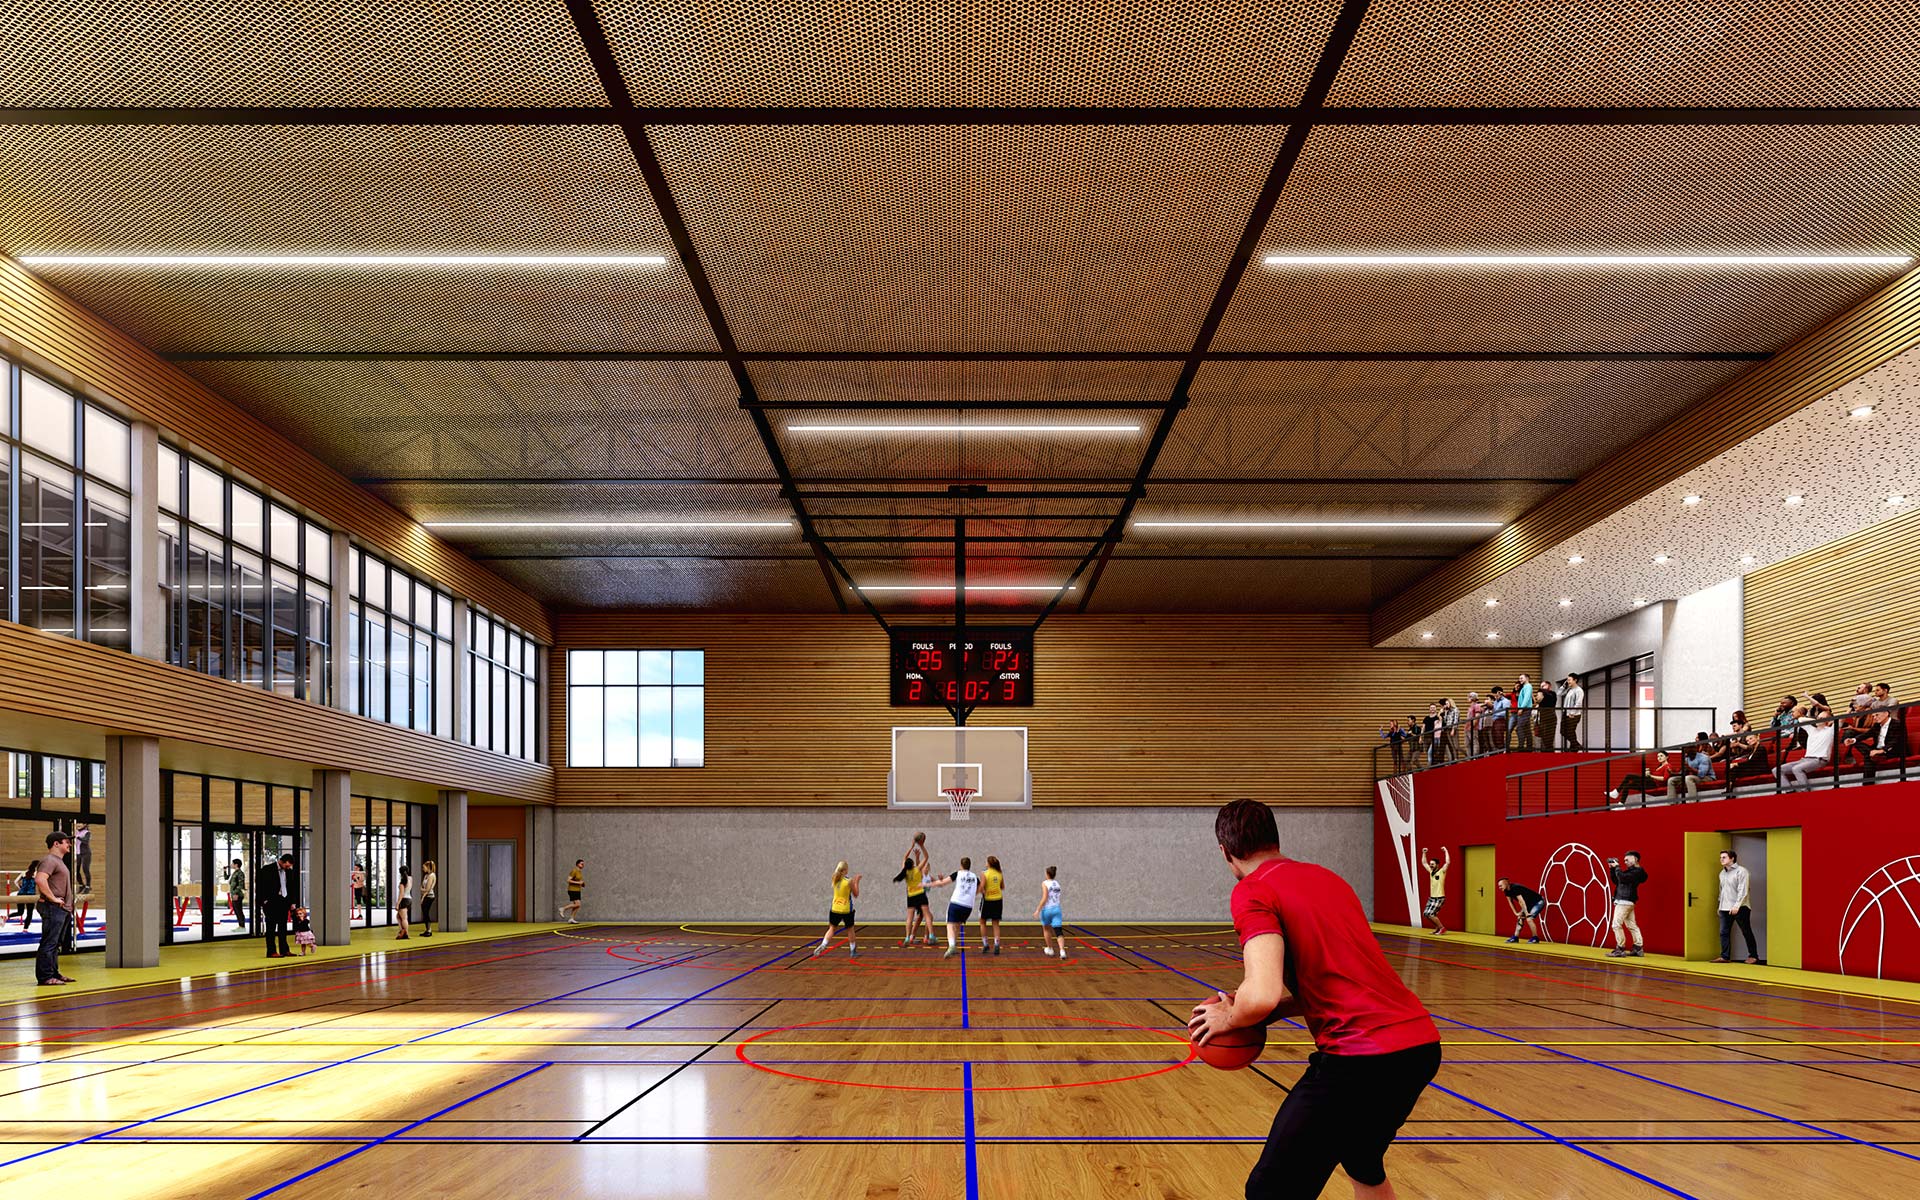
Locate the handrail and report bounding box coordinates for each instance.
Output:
[1505,697,1917,817]
[1373,705,1717,782]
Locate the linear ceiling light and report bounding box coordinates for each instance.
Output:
[1262,253,1911,267]
[422,520,790,530]
[1132,520,1503,530]
[788,424,1140,434]
[852,585,1077,593]
[18,254,669,267]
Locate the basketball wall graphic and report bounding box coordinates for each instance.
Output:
[1838,856,1920,978]
[1538,843,1614,947]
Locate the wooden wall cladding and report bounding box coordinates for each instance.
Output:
[550,612,1540,807]
[0,260,549,640]
[0,621,553,805]
[1744,505,1920,713]
[1372,266,1920,645]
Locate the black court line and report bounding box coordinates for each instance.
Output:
[576,999,783,1142]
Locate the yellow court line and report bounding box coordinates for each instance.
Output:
[30,1037,1920,1050]
[676,923,1236,940]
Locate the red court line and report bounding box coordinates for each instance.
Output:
[1393,949,1914,1046]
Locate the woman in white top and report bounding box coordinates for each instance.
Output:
[923,856,981,960]
[394,866,412,939]
[1032,865,1067,961]
[418,861,438,937]
[1778,702,1836,791]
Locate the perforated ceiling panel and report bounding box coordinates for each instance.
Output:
[484,556,840,612]
[1160,359,1754,478]
[1,125,714,353]
[774,410,1153,480]
[361,482,789,527]
[749,361,1182,406]
[653,124,1291,352]
[1083,557,1432,614]
[183,361,760,480]
[1213,124,1920,352]
[0,0,608,105]
[1331,0,1920,107]
[594,0,1342,106]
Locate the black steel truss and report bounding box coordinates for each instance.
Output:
[166,350,1772,363]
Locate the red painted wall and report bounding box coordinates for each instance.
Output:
[1374,756,1920,981]
[469,805,528,922]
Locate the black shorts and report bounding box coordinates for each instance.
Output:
[1247,1041,1440,1199]
[980,899,1003,921]
[567,890,582,902]
[829,910,855,927]
[906,893,928,909]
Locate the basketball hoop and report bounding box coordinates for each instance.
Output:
[943,787,976,822]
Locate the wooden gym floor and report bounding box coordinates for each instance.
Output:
[4,923,1920,1199]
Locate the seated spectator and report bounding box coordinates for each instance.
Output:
[1873,681,1895,709]
[1771,694,1800,747]
[1714,711,1767,780]
[1609,753,1679,803]
[1861,708,1910,784]
[1669,733,1717,800]
[1841,694,1880,765]
[1778,703,1836,792]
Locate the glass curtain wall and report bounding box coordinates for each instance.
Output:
[347,549,455,738]
[1,748,108,958]
[467,607,540,761]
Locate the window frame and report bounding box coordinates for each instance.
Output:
[565,647,704,768]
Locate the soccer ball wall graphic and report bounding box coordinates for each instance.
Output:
[1538,843,1614,947]
[1838,856,1920,978]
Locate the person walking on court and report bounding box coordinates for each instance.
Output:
[418,860,437,937]
[1606,851,1647,958]
[1419,846,1449,936]
[258,852,298,958]
[977,855,1006,955]
[1498,878,1546,943]
[1189,799,1440,1200]
[225,858,249,929]
[925,856,982,959]
[812,861,862,958]
[1560,674,1586,752]
[33,831,77,986]
[1715,849,1760,964]
[1033,865,1067,960]
[563,859,586,923]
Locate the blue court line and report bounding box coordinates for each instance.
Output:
[42,1055,1920,1069]
[963,1062,980,1200]
[959,946,970,1029]
[1427,1082,1701,1199]
[243,1063,551,1199]
[623,946,800,1029]
[1432,1010,1920,1165]
[0,943,716,1170]
[59,1134,1856,1146]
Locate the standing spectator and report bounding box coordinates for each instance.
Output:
[73,823,92,893]
[1778,702,1835,791]
[33,831,76,986]
[1498,877,1546,944]
[395,865,412,939]
[1515,674,1535,750]
[1441,697,1462,761]
[1536,678,1559,750]
[1605,851,1647,958]
[226,858,249,929]
[258,853,297,958]
[1463,692,1482,755]
[1419,846,1450,936]
[1714,849,1760,965]
[17,856,40,930]
[1490,686,1512,751]
[350,861,366,922]
[418,860,438,937]
[1668,734,1716,800]
[1380,720,1408,774]
[1860,707,1909,784]
[1422,704,1443,766]
[1560,674,1586,752]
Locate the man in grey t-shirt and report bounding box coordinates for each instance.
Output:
[1560,674,1587,752]
[34,830,76,986]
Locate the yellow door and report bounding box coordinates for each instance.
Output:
[1464,844,1497,935]
[1683,832,1723,960]
[1766,827,1802,969]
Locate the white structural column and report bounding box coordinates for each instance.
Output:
[128,421,165,660]
[104,735,162,968]
[312,769,353,946]
[328,531,351,710]
[439,790,469,932]
[529,803,556,921]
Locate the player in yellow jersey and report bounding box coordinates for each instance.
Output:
[977,855,1005,955]
[562,859,585,923]
[1420,846,1450,936]
[812,861,863,958]
[900,856,932,947]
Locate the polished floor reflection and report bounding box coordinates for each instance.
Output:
[3,923,1920,1198]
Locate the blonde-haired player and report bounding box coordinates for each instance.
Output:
[978,855,1005,955]
[894,832,935,946]
[812,862,862,958]
[1033,866,1067,961]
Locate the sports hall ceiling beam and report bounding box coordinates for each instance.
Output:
[1041,0,1378,624]
[742,399,1175,411]
[167,350,1772,364]
[11,106,1920,127]
[354,475,1572,488]
[559,0,865,620]
[469,551,1457,562]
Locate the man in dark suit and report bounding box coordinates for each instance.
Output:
[257,853,298,957]
[1862,710,1910,784]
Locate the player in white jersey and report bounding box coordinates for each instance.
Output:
[924,856,982,960]
[1032,865,1067,961]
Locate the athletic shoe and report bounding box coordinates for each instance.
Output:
[1042,947,1054,956]
[1628,948,1644,957]
[943,946,957,959]
[848,948,858,957]
[1606,947,1627,957]
[993,944,1002,955]
[1608,788,1621,800]
[1505,935,1519,943]
[811,945,823,958]
[1527,938,1541,944]
[1059,953,1068,961]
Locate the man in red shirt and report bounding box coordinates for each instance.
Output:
[1189,799,1441,1200]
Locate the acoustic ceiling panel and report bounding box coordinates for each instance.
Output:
[0,0,608,105]
[1214,124,1920,352]
[486,556,841,612]
[654,124,1291,351]
[0,125,714,353]
[1331,0,1920,106]
[1083,556,1437,613]
[748,360,1183,406]
[773,409,1153,479]
[1159,359,1753,478]
[594,0,1342,106]
[182,360,762,481]
[362,481,790,526]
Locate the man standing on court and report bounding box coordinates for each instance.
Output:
[1715,850,1760,964]
[258,852,298,958]
[33,831,77,986]
[1418,846,1449,936]
[1191,799,1440,1200]
[1560,674,1586,752]
[1606,851,1646,958]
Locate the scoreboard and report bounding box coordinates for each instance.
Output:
[889,626,1034,707]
